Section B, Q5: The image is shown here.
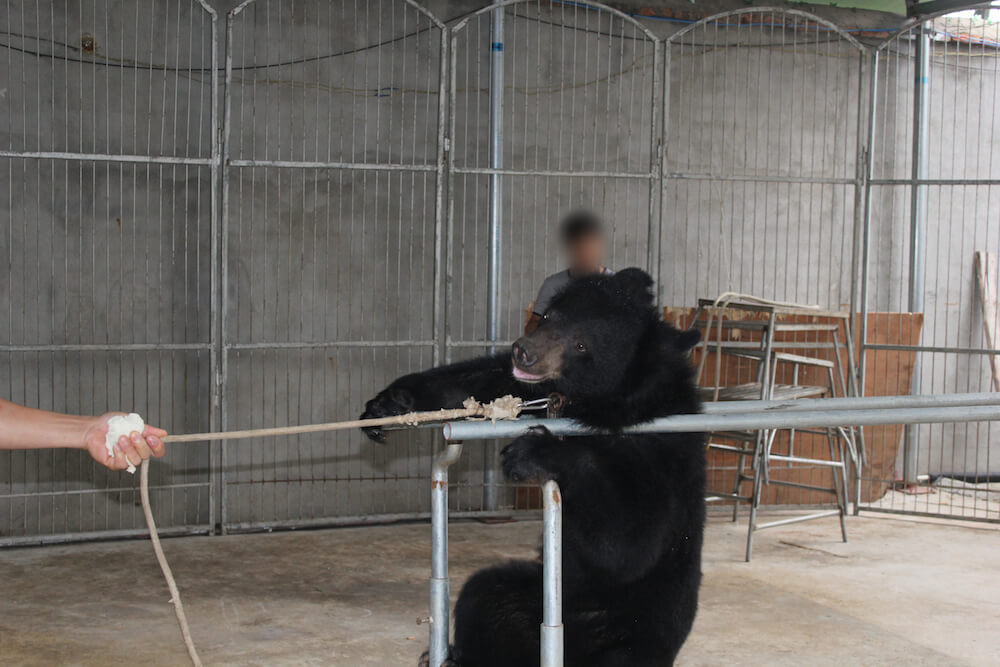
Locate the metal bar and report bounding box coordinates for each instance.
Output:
[904,21,932,487]
[0,343,210,352]
[429,443,463,667]
[870,178,1000,186]
[664,172,856,185]
[541,479,563,667]
[483,0,505,513]
[859,506,1000,525]
[224,340,437,350]
[0,150,212,165]
[701,392,1000,414]
[865,343,1000,355]
[433,14,449,368]
[226,158,437,172]
[220,508,539,534]
[451,166,652,179]
[205,0,221,539]
[0,525,211,549]
[0,482,208,500]
[443,403,1000,441]
[755,509,840,531]
[858,48,879,404]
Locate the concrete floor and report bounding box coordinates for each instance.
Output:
[1,513,998,666]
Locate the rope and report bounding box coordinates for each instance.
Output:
[140,395,525,666]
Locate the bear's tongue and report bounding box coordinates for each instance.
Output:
[512,366,546,383]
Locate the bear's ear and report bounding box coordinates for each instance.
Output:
[611,267,654,305]
[674,328,701,352]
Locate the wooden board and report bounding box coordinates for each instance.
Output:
[974,251,999,392]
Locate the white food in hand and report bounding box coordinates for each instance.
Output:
[105,413,145,473]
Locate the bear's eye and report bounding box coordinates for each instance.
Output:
[575,341,587,353]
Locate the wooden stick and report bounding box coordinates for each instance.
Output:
[974,251,1000,392]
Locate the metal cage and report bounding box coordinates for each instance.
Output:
[3,1,1000,545]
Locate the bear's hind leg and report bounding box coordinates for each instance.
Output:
[450,560,542,667]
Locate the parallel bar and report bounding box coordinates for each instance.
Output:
[701,392,1000,414]
[443,403,1000,441]
[541,479,564,667]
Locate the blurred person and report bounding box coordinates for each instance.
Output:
[524,210,613,334]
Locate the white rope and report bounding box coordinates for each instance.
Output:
[139,395,526,666]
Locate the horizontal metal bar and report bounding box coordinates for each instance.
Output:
[225,340,436,350]
[451,166,653,180]
[666,172,855,185]
[864,343,1000,355]
[0,482,209,500]
[447,339,516,348]
[0,150,212,166]
[858,506,1000,525]
[227,158,436,172]
[869,178,1000,186]
[0,525,210,548]
[443,402,1000,441]
[0,343,211,352]
[223,509,541,534]
[765,479,839,493]
[755,510,841,531]
[702,392,1000,414]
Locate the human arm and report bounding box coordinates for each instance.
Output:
[0,399,167,471]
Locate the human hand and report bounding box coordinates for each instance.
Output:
[82,413,167,471]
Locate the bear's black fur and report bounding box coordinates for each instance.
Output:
[361,268,706,666]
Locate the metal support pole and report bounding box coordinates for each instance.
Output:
[430,443,464,667]
[443,402,1000,441]
[904,22,931,486]
[483,0,505,511]
[541,480,564,667]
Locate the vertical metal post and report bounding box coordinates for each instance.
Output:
[433,20,450,368]
[199,0,220,536]
[483,0,505,511]
[904,23,931,486]
[430,443,463,667]
[857,48,880,511]
[541,479,564,667]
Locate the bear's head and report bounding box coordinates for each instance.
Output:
[511,268,701,428]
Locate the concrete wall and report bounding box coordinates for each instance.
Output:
[2,0,998,539]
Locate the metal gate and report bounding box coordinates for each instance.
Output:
[1,0,219,546]
[858,9,1000,521]
[4,1,1000,545]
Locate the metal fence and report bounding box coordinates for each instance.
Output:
[3,1,999,545]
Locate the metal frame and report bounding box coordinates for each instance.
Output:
[4,0,1000,542]
[0,0,220,547]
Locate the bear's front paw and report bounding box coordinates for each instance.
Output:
[359,386,417,443]
[501,426,555,483]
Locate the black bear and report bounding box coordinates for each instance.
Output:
[361,268,706,666]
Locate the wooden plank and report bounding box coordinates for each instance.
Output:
[974,251,1000,392]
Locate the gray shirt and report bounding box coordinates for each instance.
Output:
[532,267,615,316]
